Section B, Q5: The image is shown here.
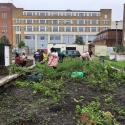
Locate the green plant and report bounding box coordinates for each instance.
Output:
[16,79,65,103]
[8,64,31,74]
[18,40,25,48]
[113,45,125,54]
[75,35,85,45]
[104,95,113,103]
[0,35,10,45]
[75,101,120,125]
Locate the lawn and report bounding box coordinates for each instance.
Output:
[0,58,125,125]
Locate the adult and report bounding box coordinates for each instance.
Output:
[80,51,90,61]
[48,48,59,69]
[15,53,22,66]
[40,50,47,64]
[21,52,27,67]
[88,49,93,57]
[34,49,40,62]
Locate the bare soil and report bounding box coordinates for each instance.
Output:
[0,79,125,125]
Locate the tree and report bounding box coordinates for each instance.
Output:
[18,41,25,48]
[75,35,85,45]
[0,35,10,45]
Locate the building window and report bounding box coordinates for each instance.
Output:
[63,35,74,44]
[53,26,58,32]
[79,13,84,17]
[1,12,7,19]
[72,12,76,16]
[104,20,110,25]
[65,12,71,16]
[52,12,58,16]
[15,26,20,31]
[105,15,108,19]
[72,27,77,32]
[40,26,46,32]
[25,35,35,40]
[64,20,72,25]
[50,35,61,43]
[78,20,84,25]
[27,12,32,16]
[40,12,45,16]
[92,12,100,16]
[27,26,32,31]
[23,12,26,16]
[33,19,39,24]
[91,20,98,25]
[15,19,20,24]
[85,27,90,32]
[53,20,58,25]
[27,19,32,24]
[33,26,39,31]
[91,27,97,32]
[37,12,40,16]
[25,35,32,39]
[85,20,90,25]
[40,36,45,40]
[65,27,72,32]
[78,27,85,32]
[59,27,63,32]
[40,20,45,24]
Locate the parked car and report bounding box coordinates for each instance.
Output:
[61,50,81,57]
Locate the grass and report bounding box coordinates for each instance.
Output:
[110,61,125,69]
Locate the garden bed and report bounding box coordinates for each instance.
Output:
[0,59,125,125]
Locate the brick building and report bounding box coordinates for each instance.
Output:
[0,3,112,52]
[0,3,16,45]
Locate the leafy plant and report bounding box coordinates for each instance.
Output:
[18,40,25,48]
[75,101,120,125]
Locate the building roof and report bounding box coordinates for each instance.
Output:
[0,3,16,8]
[97,29,122,36]
[23,9,101,12]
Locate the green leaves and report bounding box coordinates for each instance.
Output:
[75,101,120,125]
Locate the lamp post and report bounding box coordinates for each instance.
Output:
[115,21,118,47]
[115,21,119,60]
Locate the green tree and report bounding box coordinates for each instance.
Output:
[0,35,10,45]
[75,35,85,45]
[18,41,25,48]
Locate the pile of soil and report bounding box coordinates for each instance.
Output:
[0,80,125,125]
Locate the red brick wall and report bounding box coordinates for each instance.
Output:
[0,4,14,45]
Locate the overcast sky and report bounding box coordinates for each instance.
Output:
[0,0,125,21]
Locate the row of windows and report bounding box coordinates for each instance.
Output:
[23,11,100,17]
[15,19,110,25]
[15,26,107,32]
[24,34,96,42]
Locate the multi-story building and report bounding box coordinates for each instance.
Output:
[0,3,112,52]
[112,21,123,29]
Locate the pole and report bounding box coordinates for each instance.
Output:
[116,21,118,46]
[115,21,118,60]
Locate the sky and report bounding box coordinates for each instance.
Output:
[0,0,125,21]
